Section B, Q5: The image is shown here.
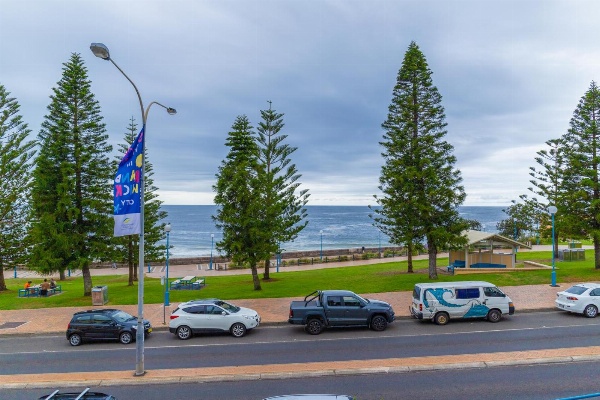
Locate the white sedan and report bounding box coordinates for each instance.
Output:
[169,298,260,339]
[555,283,600,318]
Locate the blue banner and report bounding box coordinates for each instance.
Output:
[114,128,144,237]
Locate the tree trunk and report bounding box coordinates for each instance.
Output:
[128,261,134,286]
[0,268,6,291]
[428,240,438,280]
[133,264,138,282]
[406,243,414,273]
[128,239,134,285]
[82,265,92,296]
[263,258,271,280]
[59,270,65,280]
[250,263,262,290]
[594,232,600,269]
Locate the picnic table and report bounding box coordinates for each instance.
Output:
[170,276,205,290]
[18,285,62,297]
[180,276,196,285]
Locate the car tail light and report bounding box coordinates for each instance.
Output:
[289,309,293,318]
[567,296,579,301]
[419,304,422,312]
[170,315,179,320]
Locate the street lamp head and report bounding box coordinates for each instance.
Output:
[90,43,111,60]
[320,230,323,234]
[167,107,177,115]
[211,233,214,238]
[164,223,172,233]
[548,206,558,215]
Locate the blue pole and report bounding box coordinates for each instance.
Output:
[209,234,214,270]
[320,230,323,261]
[378,230,381,257]
[165,230,170,306]
[551,211,557,287]
[14,266,16,279]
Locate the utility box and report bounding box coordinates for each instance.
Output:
[92,285,108,305]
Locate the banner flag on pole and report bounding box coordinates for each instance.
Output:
[114,128,144,237]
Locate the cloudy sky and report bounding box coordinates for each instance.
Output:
[1,0,598,206]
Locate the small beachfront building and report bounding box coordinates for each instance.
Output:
[448,230,532,270]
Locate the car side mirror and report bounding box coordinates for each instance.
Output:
[221,311,227,316]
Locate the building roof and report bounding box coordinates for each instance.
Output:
[465,230,532,249]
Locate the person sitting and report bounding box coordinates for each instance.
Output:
[24,281,32,290]
[40,279,50,296]
[49,278,56,289]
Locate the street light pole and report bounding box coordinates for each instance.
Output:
[548,205,558,287]
[90,43,176,376]
[320,230,323,261]
[209,233,214,270]
[164,223,171,306]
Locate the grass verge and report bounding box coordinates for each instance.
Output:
[1,250,598,310]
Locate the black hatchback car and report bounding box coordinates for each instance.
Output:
[66,309,152,346]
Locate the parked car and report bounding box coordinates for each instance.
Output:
[66,309,152,346]
[556,283,600,318]
[169,298,260,339]
[410,281,514,325]
[288,290,395,335]
[39,387,117,399]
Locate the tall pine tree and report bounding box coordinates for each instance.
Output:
[213,115,271,290]
[562,81,600,269]
[0,85,36,291]
[30,53,113,296]
[113,117,168,286]
[372,41,467,279]
[255,102,309,280]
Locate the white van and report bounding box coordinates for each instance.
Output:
[409,281,515,325]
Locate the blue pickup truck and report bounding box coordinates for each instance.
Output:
[288,290,395,335]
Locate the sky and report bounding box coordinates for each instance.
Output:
[1,0,599,206]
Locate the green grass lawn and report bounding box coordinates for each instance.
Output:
[2,250,599,310]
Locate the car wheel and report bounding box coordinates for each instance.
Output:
[434,312,449,326]
[230,322,247,338]
[487,309,502,323]
[370,315,388,331]
[584,304,598,318]
[119,331,133,344]
[306,318,323,335]
[69,333,82,346]
[176,325,192,340]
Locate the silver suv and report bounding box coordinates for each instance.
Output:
[169,298,260,339]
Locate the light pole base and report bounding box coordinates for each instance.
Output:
[551,270,558,287]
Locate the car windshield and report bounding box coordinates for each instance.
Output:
[354,294,369,304]
[215,300,240,313]
[565,285,590,295]
[111,310,135,323]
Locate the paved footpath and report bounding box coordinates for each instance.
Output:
[1,246,597,389]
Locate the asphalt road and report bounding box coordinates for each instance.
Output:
[3,360,600,400]
[1,311,599,376]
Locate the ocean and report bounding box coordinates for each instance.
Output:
[160,205,506,258]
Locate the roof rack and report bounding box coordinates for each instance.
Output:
[43,387,90,400]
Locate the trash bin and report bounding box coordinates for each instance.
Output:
[574,248,586,260]
[92,285,108,306]
[559,249,572,261]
